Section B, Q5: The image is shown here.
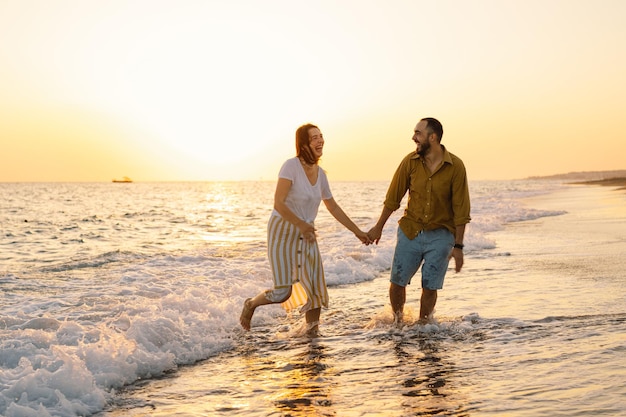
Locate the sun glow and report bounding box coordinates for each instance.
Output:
[2,1,626,182]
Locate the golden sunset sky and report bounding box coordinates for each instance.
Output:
[2,0,625,182]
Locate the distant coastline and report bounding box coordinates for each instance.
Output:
[527,169,626,181]
[570,177,626,191]
[527,170,626,191]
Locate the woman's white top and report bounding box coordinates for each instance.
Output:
[271,157,332,224]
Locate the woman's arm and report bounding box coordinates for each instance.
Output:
[323,197,370,244]
[273,178,316,241]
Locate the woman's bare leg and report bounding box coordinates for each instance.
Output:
[240,291,281,330]
[305,307,321,337]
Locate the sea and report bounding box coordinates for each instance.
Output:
[1,179,625,417]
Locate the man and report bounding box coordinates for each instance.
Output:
[368,117,471,325]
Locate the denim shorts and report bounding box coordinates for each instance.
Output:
[390,227,454,289]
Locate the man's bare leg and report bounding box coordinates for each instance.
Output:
[390,282,406,324]
[419,288,437,324]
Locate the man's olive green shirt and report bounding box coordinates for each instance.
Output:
[384,146,471,239]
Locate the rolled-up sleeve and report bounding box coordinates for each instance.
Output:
[451,158,471,226]
[383,153,412,211]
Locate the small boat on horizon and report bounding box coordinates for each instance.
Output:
[112,176,133,183]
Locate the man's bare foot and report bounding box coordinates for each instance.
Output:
[393,310,404,328]
[240,298,254,330]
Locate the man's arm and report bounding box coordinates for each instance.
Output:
[449,224,466,272]
[368,153,412,244]
[367,205,395,244]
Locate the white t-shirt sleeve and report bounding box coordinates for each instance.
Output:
[277,158,298,182]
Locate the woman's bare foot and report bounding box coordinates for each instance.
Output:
[240,298,254,330]
[305,321,320,338]
[305,326,319,338]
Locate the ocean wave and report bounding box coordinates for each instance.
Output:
[0,282,244,416]
[39,250,143,273]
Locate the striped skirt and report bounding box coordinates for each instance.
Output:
[267,214,328,312]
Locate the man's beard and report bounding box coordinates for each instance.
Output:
[416,141,430,156]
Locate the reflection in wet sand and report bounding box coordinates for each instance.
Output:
[220,285,483,416]
[238,331,336,416]
[270,342,334,416]
[235,317,475,416]
[392,333,469,416]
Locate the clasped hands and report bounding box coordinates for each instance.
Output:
[356,225,383,246]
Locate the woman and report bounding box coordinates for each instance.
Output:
[239,123,371,336]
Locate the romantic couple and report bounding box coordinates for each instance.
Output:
[240,118,471,337]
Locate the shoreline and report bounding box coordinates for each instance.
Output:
[570,176,626,190]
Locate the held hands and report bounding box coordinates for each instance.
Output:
[355,229,373,246]
[367,225,383,245]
